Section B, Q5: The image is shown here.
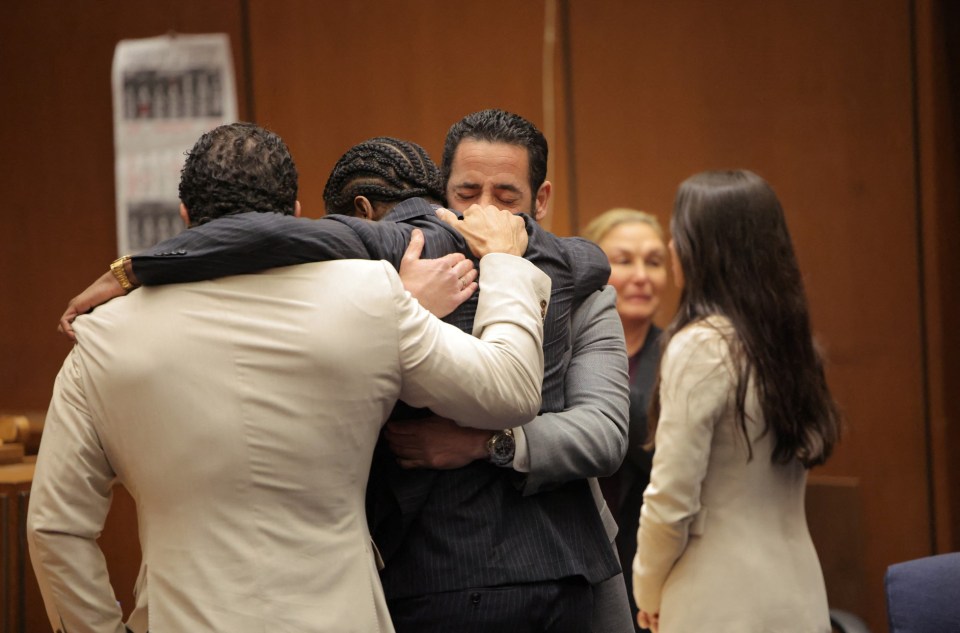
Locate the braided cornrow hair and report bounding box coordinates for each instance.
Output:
[323,137,445,216]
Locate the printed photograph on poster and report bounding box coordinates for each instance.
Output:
[112,33,238,255]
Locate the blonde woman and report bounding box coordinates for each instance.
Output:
[583,208,668,630]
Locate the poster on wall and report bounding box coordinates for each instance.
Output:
[111,33,238,255]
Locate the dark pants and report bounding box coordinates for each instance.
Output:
[388,578,593,633]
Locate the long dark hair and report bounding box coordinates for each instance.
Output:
[649,170,840,468]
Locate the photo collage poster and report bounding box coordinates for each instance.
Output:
[112,33,238,255]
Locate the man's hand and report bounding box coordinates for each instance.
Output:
[436,204,528,258]
[385,415,490,469]
[399,229,478,318]
[637,610,659,632]
[58,271,127,342]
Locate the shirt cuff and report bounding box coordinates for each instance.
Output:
[510,425,530,472]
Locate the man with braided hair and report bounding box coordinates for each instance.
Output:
[60,117,632,632]
[311,138,630,633]
[322,136,446,220]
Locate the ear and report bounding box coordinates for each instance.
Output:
[533,180,552,222]
[179,202,191,227]
[294,200,302,218]
[353,195,376,220]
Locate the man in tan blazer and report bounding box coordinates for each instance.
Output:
[27,123,550,633]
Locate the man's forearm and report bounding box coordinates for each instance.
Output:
[131,212,373,285]
[398,253,549,430]
[518,286,630,494]
[123,256,139,287]
[385,287,629,475]
[28,356,124,632]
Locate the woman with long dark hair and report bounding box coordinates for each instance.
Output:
[632,170,840,633]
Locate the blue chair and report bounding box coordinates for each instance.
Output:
[885,552,960,632]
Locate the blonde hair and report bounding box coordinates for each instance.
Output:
[581,208,664,244]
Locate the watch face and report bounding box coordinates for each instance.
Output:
[490,431,516,466]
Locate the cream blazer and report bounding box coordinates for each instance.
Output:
[28,255,549,633]
[633,317,830,633]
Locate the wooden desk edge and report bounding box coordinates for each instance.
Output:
[0,458,37,485]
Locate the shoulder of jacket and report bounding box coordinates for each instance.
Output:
[667,316,736,361]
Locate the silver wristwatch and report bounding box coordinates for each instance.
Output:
[486,429,516,467]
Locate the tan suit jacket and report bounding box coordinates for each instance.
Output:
[28,255,549,633]
[632,317,830,633]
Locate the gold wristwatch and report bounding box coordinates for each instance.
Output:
[110,255,135,292]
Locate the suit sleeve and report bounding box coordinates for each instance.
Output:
[394,254,550,430]
[632,322,734,615]
[518,286,630,494]
[27,350,127,633]
[131,212,374,285]
[562,236,611,300]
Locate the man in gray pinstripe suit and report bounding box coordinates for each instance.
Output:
[378,110,635,633]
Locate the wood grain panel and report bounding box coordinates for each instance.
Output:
[0,0,248,410]
[0,1,247,626]
[807,476,868,620]
[916,0,960,553]
[245,0,547,218]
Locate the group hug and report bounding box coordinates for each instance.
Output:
[28,108,839,633]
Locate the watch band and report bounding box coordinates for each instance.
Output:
[110,255,135,292]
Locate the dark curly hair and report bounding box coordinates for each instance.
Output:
[441,109,548,201]
[323,137,445,216]
[178,122,298,225]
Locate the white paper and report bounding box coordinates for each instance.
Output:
[112,33,238,254]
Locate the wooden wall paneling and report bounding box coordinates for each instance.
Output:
[245,0,548,219]
[806,476,868,619]
[0,0,249,411]
[915,0,960,553]
[562,2,927,631]
[544,0,576,238]
[0,0,247,626]
[0,466,33,633]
